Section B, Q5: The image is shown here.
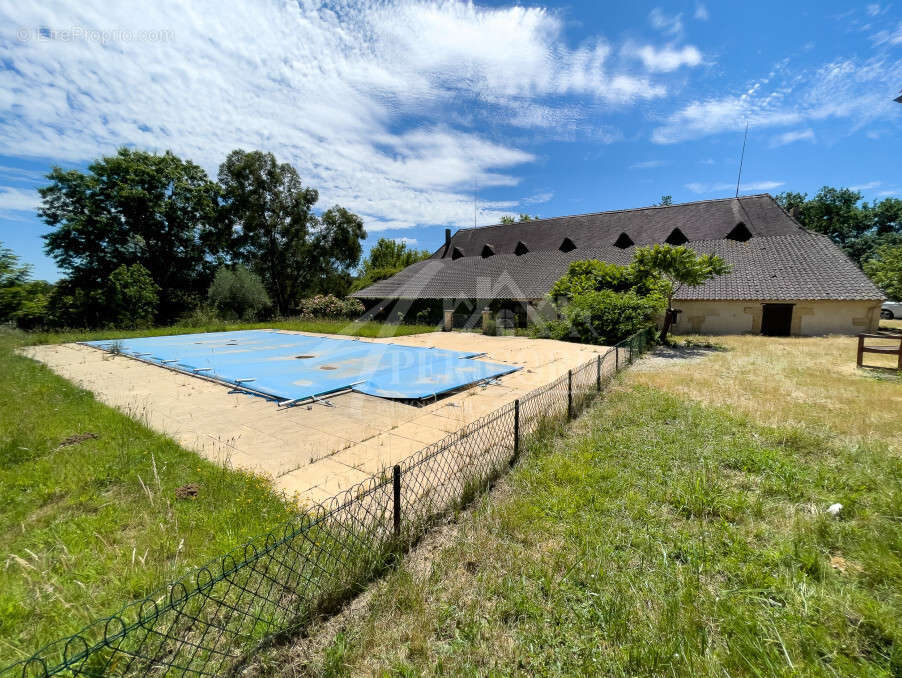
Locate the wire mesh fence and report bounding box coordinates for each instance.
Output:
[2,327,656,678]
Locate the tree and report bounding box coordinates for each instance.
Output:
[208,265,271,320]
[864,245,902,301]
[632,244,730,342]
[657,195,673,206]
[0,242,33,321]
[106,264,160,328]
[548,290,664,345]
[500,213,539,224]
[351,238,430,292]
[40,148,224,324]
[305,206,367,297]
[218,150,366,313]
[550,259,664,300]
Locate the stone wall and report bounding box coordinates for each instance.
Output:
[669,300,882,336]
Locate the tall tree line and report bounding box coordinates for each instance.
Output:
[38,148,366,326]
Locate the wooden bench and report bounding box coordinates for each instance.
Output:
[857,332,902,370]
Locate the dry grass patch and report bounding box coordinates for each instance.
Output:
[629,334,902,450]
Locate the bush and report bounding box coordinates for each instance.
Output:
[176,305,223,327]
[12,290,51,330]
[298,294,364,319]
[535,290,663,345]
[107,264,159,328]
[208,266,271,321]
[482,318,497,336]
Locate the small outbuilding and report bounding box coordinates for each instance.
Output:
[353,194,884,336]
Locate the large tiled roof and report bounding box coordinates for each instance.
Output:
[428,194,804,259]
[353,232,884,302]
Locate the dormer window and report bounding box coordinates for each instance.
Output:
[514,240,529,256]
[481,244,494,258]
[614,232,634,249]
[451,246,465,260]
[559,237,577,253]
[726,222,752,242]
[665,228,688,246]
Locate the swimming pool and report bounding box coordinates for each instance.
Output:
[82,330,518,404]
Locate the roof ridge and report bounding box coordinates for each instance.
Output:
[454,193,774,236]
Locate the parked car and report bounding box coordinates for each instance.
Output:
[881,301,902,319]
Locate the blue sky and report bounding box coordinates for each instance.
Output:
[1,0,900,281]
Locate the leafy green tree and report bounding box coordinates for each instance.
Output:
[106,264,159,328]
[500,213,539,224]
[0,242,33,321]
[351,238,430,292]
[218,150,365,312]
[207,266,271,320]
[39,148,224,323]
[632,244,730,342]
[307,206,367,297]
[864,245,902,301]
[657,195,673,206]
[12,282,52,330]
[550,260,664,299]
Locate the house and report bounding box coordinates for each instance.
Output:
[352,194,884,336]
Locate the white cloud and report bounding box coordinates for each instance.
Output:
[850,181,882,191]
[649,8,683,37]
[522,191,553,204]
[0,186,40,212]
[694,3,709,20]
[629,160,668,169]
[871,21,902,45]
[769,128,815,148]
[653,56,902,144]
[624,44,703,72]
[392,237,418,246]
[0,0,685,232]
[685,180,784,194]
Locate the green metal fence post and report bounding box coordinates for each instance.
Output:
[567,369,572,419]
[392,465,401,537]
[596,354,601,391]
[513,399,520,463]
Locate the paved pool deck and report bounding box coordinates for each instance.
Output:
[24,331,609,505]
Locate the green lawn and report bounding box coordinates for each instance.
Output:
[261,371,902,675]
[0,319,436,665]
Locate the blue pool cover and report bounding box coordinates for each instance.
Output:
[82,330,518,403]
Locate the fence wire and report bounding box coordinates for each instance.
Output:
[2,328,655,678]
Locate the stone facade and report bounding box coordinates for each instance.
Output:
[669,300,881,336]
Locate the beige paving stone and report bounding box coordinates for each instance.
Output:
[24,331,607,504]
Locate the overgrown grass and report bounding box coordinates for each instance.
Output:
[0,318,436,665]
[630,334,902,450]
[260,341,902,676]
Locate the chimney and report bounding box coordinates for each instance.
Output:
[444,228,451,256]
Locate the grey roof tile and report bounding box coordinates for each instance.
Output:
[353,232,883,302]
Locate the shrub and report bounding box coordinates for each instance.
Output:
[482,318,497,336]
[298,294,364,319]
[106,264,159,328]
[536,290,663,345]
[12,290,51,330]
[208,266,271,321]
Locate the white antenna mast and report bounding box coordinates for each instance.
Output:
[473,176,478,227]
[735,121,749,198]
